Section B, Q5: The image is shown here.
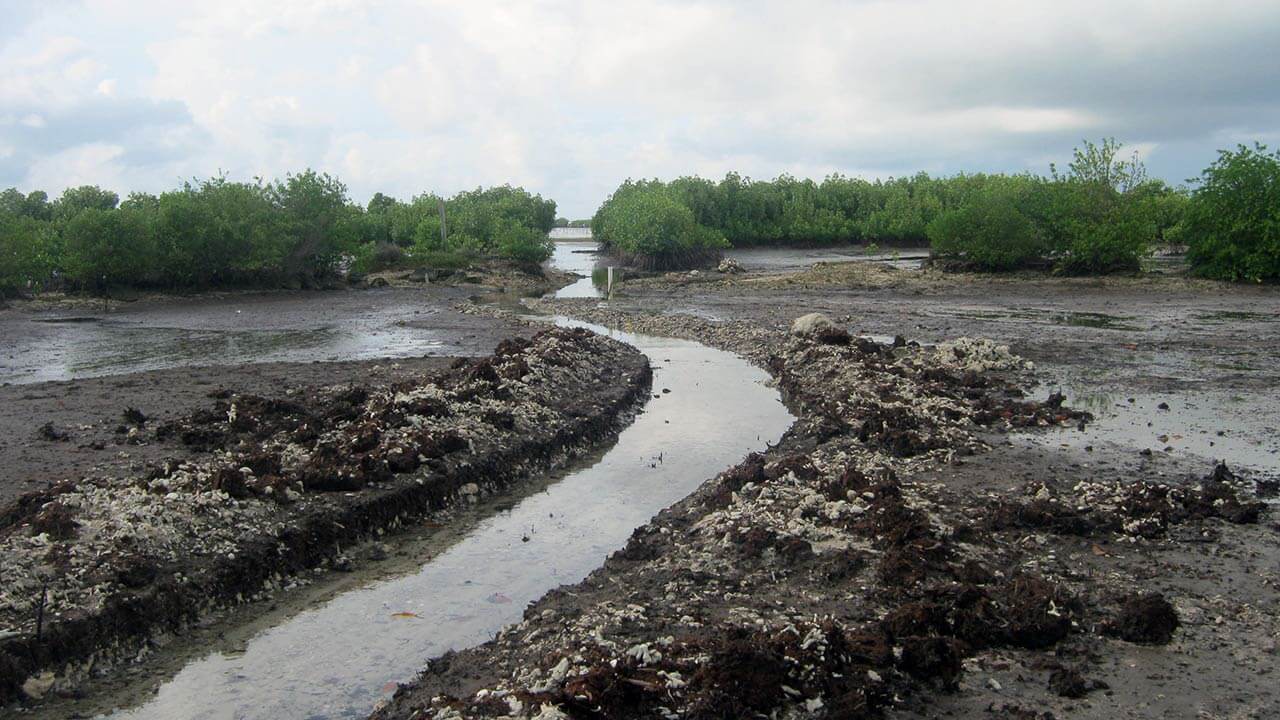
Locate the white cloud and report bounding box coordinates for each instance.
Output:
[1,1,1279,215]
[24,143,127,191]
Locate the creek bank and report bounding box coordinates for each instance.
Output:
[362,258,575,296]
[0,356,468,506]
[372,306,1274,720]
[0,327,652,708]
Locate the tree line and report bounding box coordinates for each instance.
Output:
[591,140,1280,281]
[0,172,557,297]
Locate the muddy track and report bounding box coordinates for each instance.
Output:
[371,308,1277,720]
[0,328,652,708]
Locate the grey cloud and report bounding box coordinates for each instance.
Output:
[0,95,205,186]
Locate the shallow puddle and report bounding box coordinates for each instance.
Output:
[0,294,462,385]
[724,245,929,272]
[76,317,792,720]
[933,306,1143,332]
[1020,386,1280,474]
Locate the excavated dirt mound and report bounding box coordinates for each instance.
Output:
[368,311,1272,720]
[0,327,651,707]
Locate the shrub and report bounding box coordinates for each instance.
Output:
[415,249,474,270]
[0,214,56,295]
[1051,184,1154,275]
[927,188,1045,271]
[593,184,728,270]
[372,241,407,267]
[493,221,553,265]
[61,207,153,292]
[1184,144,1280,283]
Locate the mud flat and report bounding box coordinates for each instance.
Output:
[559,261,1280,475]
[0,327,652,708]
[375,291,1278,718]
[0,285,540,505]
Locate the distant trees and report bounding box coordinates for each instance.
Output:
[927,183,1043,271]
[1181,144,1280,282]
[589,139,1201,275]
[0,173,558,297]
[61,207,152,292]
[53,185,120,221]
[0,188,53,221]
[592,182,727,269]
[0,213,56,296]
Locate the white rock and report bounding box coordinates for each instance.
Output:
[791,313,839,338]
[22,671,56,700]
[533,703,570,720]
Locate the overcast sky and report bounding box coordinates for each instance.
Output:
[2,1,1279,217]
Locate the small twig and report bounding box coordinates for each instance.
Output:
[35,583,48,641]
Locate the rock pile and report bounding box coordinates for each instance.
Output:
[375,313,1247,719]
[0,327,651,705]
[716,258,745,274]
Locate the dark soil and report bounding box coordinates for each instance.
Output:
[0,356,458,507]
[0,328,652,708]
[371,290,1280,720]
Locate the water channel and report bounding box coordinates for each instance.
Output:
[61,249,793,720]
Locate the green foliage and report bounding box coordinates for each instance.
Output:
[377,186,555,263]
[595,172,1006,252]
[1183,144,1280,282]
[61,207,153,291]
[926,186,1044,271]
[1056,193,1154,275]
[1126,180,1189,243]
[415,249,476,271]
[493,221,553,265]
[1,188,53,220]
[0,213,57,295]
[0,172,556,295]
[593,140,1178,275]
[446,185,557,252]
[53,185,119,222]
[1055,137,1149,192]
[592,183,728,269]
[266,170,361,282]
[150,177,286,287]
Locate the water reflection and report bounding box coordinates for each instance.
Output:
[547,239,607,299]
[1021,385,1280,473]
[101,320,792,720]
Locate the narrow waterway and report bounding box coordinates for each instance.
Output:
[78,320,790,719]
[546,235,606,299]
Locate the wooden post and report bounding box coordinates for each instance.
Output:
[607,266,614,298]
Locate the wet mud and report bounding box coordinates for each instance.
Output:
[376,289,1278,719]
[0,328,652,708]
[4,250,1278,718]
